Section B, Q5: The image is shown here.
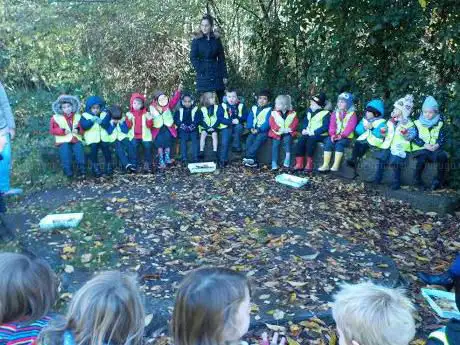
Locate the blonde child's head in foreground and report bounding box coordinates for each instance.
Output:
[0,252,58,324]
[172,267,251,345]
[274,95,292,113]
[39,271,145,345]
[332,281,415,345]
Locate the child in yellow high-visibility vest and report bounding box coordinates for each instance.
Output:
[198,92,223,162]
[49,95,86,179]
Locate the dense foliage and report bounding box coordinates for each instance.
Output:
[0,0,459,186]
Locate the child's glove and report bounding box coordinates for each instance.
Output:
[189,124,196,132]
[232,119,239,125]
[180,124,187,131]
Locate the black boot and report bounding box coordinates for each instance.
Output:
[414,160,425,189]
[418,271,453,289]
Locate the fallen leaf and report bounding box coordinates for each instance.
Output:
[81,253,93,264]
[265,324,286,332]
[287,281,308,288]
[64,265,74,273]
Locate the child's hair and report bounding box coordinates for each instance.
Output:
[172,267,250,345]
[257,89,271,99]
[0,252,58,324]
[274,95,292,111]
[38,271,144,345]
[332,281,415,345]
[226,89,238,95]
[109,105,123,120]
[200,92,217,107]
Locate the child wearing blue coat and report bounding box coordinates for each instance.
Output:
[243,90,272,168]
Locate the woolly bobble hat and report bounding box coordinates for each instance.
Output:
[337,92,354,110]
[393,94,414,119]
[422,96,439,113]
[311,92,327,108]
[365,99,385,117]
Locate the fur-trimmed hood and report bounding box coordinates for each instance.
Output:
[192,29,220,40]
[52,95,81,115]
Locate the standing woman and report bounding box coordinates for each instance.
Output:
[190,14,228,101]
[0,82,16,213]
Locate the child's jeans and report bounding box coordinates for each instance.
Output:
[58,142,86,177]
[115,139,134,168]
[413,149,448,184]
[323,137,350,152]
[295,134,325,157]
[89,142,113,174]
[219,127,232,163]
[232,123,244,150]
[245,132,268,160]
[130,139,153,168]
[179,130,199,162]
[272,134,292,164]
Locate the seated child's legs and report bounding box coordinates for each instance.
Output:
[115,140,129,168]
[282,134,292,167]
[232,124,244,150]
[101,142,113,174]
[306,136,322,157]
[271,138,280,165]
[295,136,308,157]
[71,142,86,175]
[351,140,369,162]
[200,131,208,152]
[191,132,199,162]
[335,138,350,153]
[89,143,101,175]
[58,143,73,177]
[323,137,335,152]
[180,132,190,162]
[245,133,256,156]
[211,132,218,152]
[219,128,232,163]
[142,141,153,166]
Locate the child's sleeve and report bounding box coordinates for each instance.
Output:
[412,126,425,147]
[100,113,111,130]
[300,112,309,131]
[198,110,209,130]
[371,122,386,139]
[436,125,447,148]
[240,105,248,122]
[125,113,133,129]
[106,122,116,135]
[174,110,181,126]
[119,121,130,134]
[340,113,357,138]
[406,126,417,141]
[246,109,254,129]
[190,39,201,72]
[314,113,330,136]
[355,119,366,136]
[269,115,279,132]
[79,115,95,130]
[145,115,153,129]
[217,106,232,127]
[169,90,181,110]
[49,116,66,136]
[328,113,337,137]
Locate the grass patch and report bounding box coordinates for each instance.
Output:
[55,199,125,270]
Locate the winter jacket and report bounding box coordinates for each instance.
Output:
[246,105,272,132]
[299,108,330,136]
[190,32,228,92]
[125,93,152,140]
[268,110,299,140]
[328,110,358,139]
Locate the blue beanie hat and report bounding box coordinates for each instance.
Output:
[85,96,105,114]
[365,99,385,117]
[338,92,354,110]
[422,96,439,112]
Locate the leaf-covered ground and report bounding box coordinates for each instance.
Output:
[2,165,460,344]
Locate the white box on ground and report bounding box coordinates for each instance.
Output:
[275,174,309,188]
[188,162,217,174]
[39,213,84,230]
[421,288,460,319]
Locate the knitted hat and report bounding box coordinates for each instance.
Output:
[337,92,354,110]
[393,94,414,119]
[422,96,439,113]
[365,99,385,117]
[52,95,81,115]
[311,92,327,108]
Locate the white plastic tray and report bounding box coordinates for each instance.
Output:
[188,162,217,174]
[275,174,309,188]
[39,213,84,230]
[421,288,460,319]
